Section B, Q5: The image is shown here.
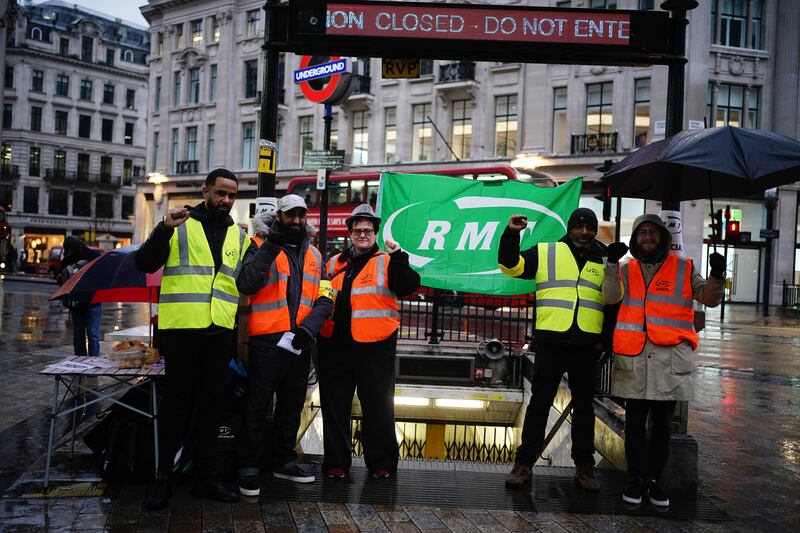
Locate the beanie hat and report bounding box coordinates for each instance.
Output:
[567,208,598,231]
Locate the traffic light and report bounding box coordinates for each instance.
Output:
[594,160,615,222]
[708,209,723,244]
[726,220,740,243]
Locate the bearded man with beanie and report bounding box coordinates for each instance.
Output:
[603,214,724,507]
[498,207,611,490]
[236,194,333,497]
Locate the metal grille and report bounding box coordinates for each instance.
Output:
[782,281,800,307]
[444,425,515,463]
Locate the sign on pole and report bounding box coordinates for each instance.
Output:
[258,140,278,174]
[303,149,346,171]
[760,228,780,240]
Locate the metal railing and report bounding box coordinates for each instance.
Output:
[44,169,121,187]
[0,165,20,180]
[782,280,800,307]
[571,132,618,154]
[174,160,199,175]
[352,75,371,95]
[438,61,476,84]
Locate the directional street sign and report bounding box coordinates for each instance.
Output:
[760,228,780,240]
[303,149,346,171]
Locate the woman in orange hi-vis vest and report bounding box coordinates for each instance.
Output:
[317,204,420,480]
[603,214,725,508]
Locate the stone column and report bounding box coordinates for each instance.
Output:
[714,0,722,45]
[773,188,798,303]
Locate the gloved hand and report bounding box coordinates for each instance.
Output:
[291,327,313,350]
[606,242,629,264]
[709,252,726,279]
[266,231,286,246]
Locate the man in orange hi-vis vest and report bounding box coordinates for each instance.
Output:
[236,194,334,498]
[603,213,724,508]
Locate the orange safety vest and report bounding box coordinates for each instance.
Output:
[319,251,398,342]
[248,236,323,336]
[613,253,699,356]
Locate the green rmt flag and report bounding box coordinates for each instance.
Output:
[376,173,582,296]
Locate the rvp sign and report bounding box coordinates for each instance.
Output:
[382,58,420,79]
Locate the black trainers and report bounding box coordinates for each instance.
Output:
[273,463,315,483]
[647,479,670,507]
[622,478,643,505]
[239,472,260,497]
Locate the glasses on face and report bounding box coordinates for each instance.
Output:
[636,228,660,237]
[351,228,374,237]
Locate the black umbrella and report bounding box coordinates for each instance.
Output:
[601,126,800,202]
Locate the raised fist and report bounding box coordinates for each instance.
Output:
[606,242,629,264]
[508,214,528,232]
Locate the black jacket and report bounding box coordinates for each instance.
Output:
[327,243,421,350]
[498,227,611,349]
[236,220,333,340]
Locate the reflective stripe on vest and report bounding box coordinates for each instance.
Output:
[248,237,323,336]
[319,252,399,342]
[533,242,605,334]
[613,254,699,356]
[159,218,246,330]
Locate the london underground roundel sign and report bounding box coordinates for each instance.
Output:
[296,55,354,105]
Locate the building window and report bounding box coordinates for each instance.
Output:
[32,70,44,92]
[246,9,260,37]
[102,118,114,142]
[707,82,759,128]
[171,128,179,173]
[31,27,43,41]
[59,37,69,56]
[713,0,762,49]
[80,79,92,101]
[175,23,184,48]
[586,82,614,135]
[242,122,256,170]
[81,36,93,62]
[420,59,434,76]
[154,77,162,111]
[207,124,215,169]
[73,191,91,217]
[123,49,134,62]
[209,65,217,102]
[2,104,11,129]
[106,48,115,65]
[56,74,69,97]
[639,0,655,9]
[188,68,200,104]
[79,114,91,138]
[451,100,473,160]
[100,156,112,179]
[126,88,136,109]
[30,106,42,132]
[384,107,397,163]
[29,147,40,177]
[186,126,198,162]
[191,19,203,45]
[552,87,569,154]
[244,60,258,98]
[77,153,90,179]
[96,193,113,219]
[212,16,221,42]
[123,159,133,185]
[153,131,159,170]
[330,114,339,150]
[103,83,115,105]
[590,0,617,7]
[156,33,163,55]
[633,78,651,149]
[53,150,66,177]
[412,103,432,162]
[352,111,369,166]
[55,110,68,135]
[23,187,39,214]
[122,195,134,219]
[124,122,134,145]
[173,71,181,106]
[495,95,517,157]
[4,66,12,88]
[298,116,313,166]
[49,188,68,215]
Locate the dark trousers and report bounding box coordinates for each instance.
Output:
[238,337,310,472]
[624,399,676,481]
[71,303,101,357]
[317,339,398,472]
[515,345,598,467]
[158,329,233,477]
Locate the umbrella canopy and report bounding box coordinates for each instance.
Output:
[602,126,800,201]
[50,244,161,304]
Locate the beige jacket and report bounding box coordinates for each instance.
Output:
[603,214,724,401]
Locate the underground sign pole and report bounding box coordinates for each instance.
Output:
[318,104,333,259]
[256,0,281,216]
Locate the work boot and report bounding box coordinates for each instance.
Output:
[575,464,600,491]
[146,473,172,510]
[504,463,532,487]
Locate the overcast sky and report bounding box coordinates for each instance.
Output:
[37,0,150,28]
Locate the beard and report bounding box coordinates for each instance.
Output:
[206,199,230,217]
[282,222,307,244]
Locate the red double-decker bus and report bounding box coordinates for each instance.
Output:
[286,164,551,252]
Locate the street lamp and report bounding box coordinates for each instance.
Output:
[147,172,168,205]
[762,188,779,317]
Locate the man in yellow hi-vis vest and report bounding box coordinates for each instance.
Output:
[136,169,251,509]
[498,207,616,491]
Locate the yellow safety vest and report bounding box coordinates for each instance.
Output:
[159,218,247,330]
[534,242,604,334]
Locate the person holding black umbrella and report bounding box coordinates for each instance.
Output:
[603,214,725,507]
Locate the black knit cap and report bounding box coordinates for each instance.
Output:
[567,207,598,231]
[205,168,238,186]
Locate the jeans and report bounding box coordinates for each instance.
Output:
[71,304,101,357]
[624,399,676,481]
[515,344,599,467]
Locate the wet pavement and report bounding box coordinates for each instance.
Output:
[0,277,798,531]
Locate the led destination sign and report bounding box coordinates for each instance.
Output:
[325,3,631,45]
